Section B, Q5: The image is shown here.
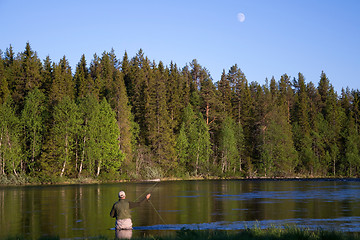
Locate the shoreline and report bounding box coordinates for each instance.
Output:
[1,175,359,187]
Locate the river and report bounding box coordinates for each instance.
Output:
[1,179,360,239]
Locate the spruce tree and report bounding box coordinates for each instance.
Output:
[127,50,150,144]
[217,70,232,115]
[74,54,95,99]
[13,42,42,107]
[167,62,185,130]
[145,62,176,173]
[109,66,133,165]
[292,73,315,175]
[49,56,74,105]
[323,83,343,176]
[0,54,10,104]
[5,46,21,107]
[41,56,53,96]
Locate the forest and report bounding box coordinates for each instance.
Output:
[0,42,359,184]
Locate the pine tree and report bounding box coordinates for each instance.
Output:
[227,65,254,171]
[227,64,247,123]
[180,65,191,106]
[292,73,315,175]
[199,71,219,127]
[278,74,293,123]
[167,62,186,130]
[109,66,133,165]
[217,70,232,115]
[318,71,330,114]
[322,82,344,176]
[352,90,360,131]
[127,50,151,144]
[145,62,176,173]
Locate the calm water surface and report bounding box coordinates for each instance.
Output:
[1,179,360,239]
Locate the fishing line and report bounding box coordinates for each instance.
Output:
[148,199,167,225]
[133,181,166,224]
[135,182,159,202]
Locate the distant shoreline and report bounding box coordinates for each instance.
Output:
[1,175,359,187]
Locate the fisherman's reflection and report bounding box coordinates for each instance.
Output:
[115,229,133,239]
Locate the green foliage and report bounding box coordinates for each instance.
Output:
[261,104,298,177]
[145,62,176,173]
[175,104,212,176]
[1,42,360,182]
[20,88,46,172]
[218,116,238,174]
[176,123,189,169]
[50,96,80,177]
[0,97,22,176]
[49,56,74,105]
[95,98,123,176]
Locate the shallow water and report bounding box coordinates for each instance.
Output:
[1,179,360,239]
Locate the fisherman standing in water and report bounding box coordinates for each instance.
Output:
[110,190,151,237]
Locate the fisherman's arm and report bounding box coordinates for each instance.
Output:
[110,203,116,218]
[129,193,151,209]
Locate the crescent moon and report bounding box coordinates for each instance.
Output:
[237,13,245,22]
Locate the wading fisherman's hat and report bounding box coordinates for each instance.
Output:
[119,191,126,198]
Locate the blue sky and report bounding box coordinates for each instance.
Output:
[1,0,359,92]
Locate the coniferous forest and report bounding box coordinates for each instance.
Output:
[0,43,359,183]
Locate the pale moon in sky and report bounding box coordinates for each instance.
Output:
[237,12,245,22]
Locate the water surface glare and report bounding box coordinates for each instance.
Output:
[1,179,360,239]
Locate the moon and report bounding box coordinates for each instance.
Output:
[237,12,245,23]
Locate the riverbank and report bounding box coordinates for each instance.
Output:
[3,228,360,240]
[1,172,359,187]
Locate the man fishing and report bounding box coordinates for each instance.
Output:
[110,190,151,230]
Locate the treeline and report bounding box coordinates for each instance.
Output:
[0,43,359,183]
